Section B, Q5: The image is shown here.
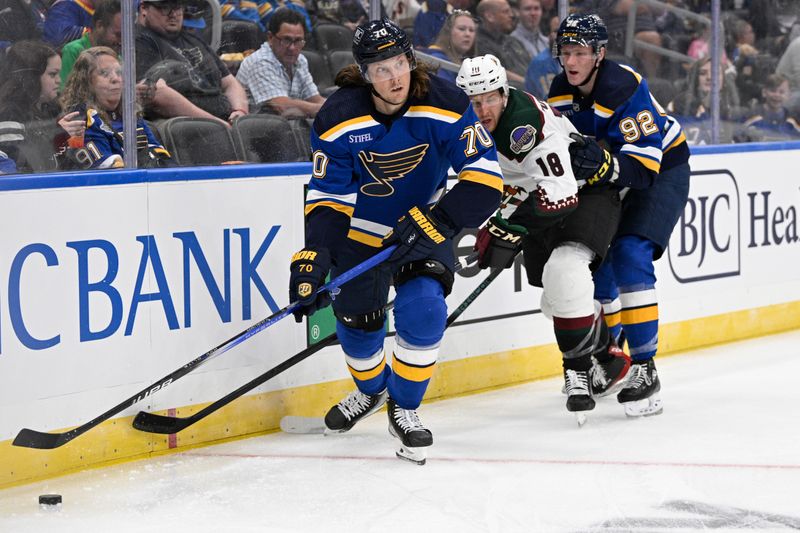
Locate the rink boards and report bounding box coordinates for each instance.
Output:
[1,144,799,488]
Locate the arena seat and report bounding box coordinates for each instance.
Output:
[326,50,355,80]
[312,24,353,54]
[157,117,240,166]
[288,118,313,161]
[232,114,304,163]
[219,20,264,54]
[648,77,678,108]
[302,49,333,92]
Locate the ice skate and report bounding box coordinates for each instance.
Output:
[591,341,631,397]
[617,359,663,417]
[564,368,594,427]
[387,398,432,465]
[324,389,387,433]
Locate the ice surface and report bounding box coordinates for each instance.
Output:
[2,330,799,532]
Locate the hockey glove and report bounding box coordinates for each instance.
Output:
[289,248,332,322]
[474,215,528,270]
[568,133,618,187]
[383,206,455,267]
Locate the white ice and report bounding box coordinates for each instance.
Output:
[2,330,800,532]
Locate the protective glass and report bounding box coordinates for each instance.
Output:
[364,55,413,83]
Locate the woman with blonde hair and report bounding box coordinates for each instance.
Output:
[421,10,477,83]
[60,46,172,169]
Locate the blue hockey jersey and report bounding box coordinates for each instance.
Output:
[548,60,689,189]
[76,108,170,170]
[307,75,503,248]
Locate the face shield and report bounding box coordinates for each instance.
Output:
[363,54,414,83]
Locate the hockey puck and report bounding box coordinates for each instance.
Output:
[39,494,62,506]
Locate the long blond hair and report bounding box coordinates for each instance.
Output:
[432,11,477,64]
[61,46,126,125]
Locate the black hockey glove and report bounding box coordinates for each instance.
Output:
[474,215,527,270]
[568,133,618,187]
[289,248,332,322]
[383,206,455,267]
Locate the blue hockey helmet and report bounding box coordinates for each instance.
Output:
[352,18,416,81]
[555,13,609,56]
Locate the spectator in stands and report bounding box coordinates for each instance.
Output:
[0,0,48,47]
[737,73,800,141]
[422,10,477,83]
[511,0,548,58]
[136,0,249,126]
[668,57,743,144]
[60,0,122,89]
[219,0,312,33]
[475,0,531,83]
[59,46,173,169]
[581,0,664,78]
[776,35,800,111]
[729,18,758,63]
[236,8,325,118]
[306,0,378,31]
[524,13,559,99]
[0,40,85,173]
[43,0,96,49]
[412,0,472,48]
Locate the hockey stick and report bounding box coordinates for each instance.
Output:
[11,245,397,450]
[133,260,499,435]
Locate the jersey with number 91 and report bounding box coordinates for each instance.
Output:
[306,75,504,249]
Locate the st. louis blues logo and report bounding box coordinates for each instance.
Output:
[358,144,429,197]
[509,124,537,154]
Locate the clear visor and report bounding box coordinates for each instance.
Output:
[469,92,504,109]
[363,54,413,83]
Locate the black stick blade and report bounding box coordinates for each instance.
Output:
[12,428,71,449]
[132,411,192,434]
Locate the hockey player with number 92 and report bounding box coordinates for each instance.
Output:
[287,19,503,464]
[456,55,631,425]
[548,13,691,417]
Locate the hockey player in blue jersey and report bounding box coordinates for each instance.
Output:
[287,19,503,464]
[547,13,691,417]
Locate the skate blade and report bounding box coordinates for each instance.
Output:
[622,394,663,418]
[575,412,588,427]
[396,445,427,465]
[280,416,340,435]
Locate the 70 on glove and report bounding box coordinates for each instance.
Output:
[289,248,332,322]
[568,133,618,186]
[474,215,527,270]
[383,206,455,267]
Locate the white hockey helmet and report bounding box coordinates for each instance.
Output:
[456,54,509,97]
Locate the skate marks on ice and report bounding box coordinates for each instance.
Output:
[592,500,800,531]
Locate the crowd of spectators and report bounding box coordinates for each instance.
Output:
[2,0,800,175]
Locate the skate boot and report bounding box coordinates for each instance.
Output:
[387,398,432,465]
[617,358,663,417]
[591,341,631,397]
[324,389,387,432]
[564,368,595,427]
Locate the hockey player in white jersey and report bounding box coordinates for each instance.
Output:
[456,55,630,424]
[288,20,502,462]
